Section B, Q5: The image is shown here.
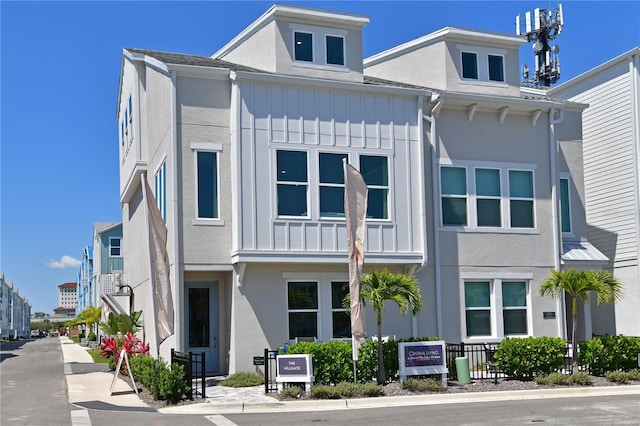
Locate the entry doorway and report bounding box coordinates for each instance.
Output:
[185,281,219,373]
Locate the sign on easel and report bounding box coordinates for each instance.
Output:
[110,349,139,395]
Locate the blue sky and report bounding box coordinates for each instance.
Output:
[1,1,638,315]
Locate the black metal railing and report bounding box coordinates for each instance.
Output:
[264,348,279,393]
[171,349,206,399]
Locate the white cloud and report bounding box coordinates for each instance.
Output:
[46,255,81,269]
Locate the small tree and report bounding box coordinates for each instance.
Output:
[539,268,623,372]
[100,311,143,336]
[76,306,102,336]
[357,268,423,385]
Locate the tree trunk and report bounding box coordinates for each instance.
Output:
[376,315,385,385]
[571,297,578,373]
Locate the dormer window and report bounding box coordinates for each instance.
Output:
[462,52,478,79]
[291,24,348,69]
[459,45,506,84]
[294,31,313,62]
[326,35,344,66]
[488,55,504,82]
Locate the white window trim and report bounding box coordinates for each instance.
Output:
[290,23,349,70]
[109,237,122,258]
[191,142,224,226]
[457,44,508,86]
[283,272,349,342]
[439,160,538,232]
[460,273,533,342]
[358,153,392,222]
[275,148,311,220]
[507,168,536,230]
[154,158,167,222]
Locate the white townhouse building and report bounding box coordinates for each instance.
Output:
[115,4,602,374]
[548,47,640,337]
[0,273,32,339]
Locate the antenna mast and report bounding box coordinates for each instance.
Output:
[516,4,564,87]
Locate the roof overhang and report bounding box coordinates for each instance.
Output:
[561,241,609,266]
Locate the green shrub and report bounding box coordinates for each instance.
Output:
[149,362,190,404]
[402,377,444,392]
[310,384,342,399]
[220,372,264,387]
[579,336,640,376]
[606,369,639,383]
[358,382,384,397]
[495,337,566,380]
[279,385,303,399]
[630,369,640,381]
[88,332,97,342]
[534,372,592,386]
[335,382,359,397]
[129,355,158,389]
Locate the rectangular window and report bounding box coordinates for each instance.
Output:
[288,281,318,340]
[360,155,389,219]
[559,177,571,233]
[488,55,504,82]
[155,161,167,222]
[326,35,345,66]
[475,168,501,227]
[465,281,491,336]
[294,31,313,62]
[319,153,347,218]
[196,151,219,219]
[109,237,122,257]
[509,170,534,228]
[441,166,468,226]
[462,52,478,79]
[277,150,308,217]
[331,281,350,338]
[502,281,528,335]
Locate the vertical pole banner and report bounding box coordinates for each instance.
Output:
[141,174,174,347]
[344,161,368,361]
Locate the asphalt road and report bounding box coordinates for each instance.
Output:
[2,338,639,426]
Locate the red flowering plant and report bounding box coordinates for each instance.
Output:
[99,331,150,371]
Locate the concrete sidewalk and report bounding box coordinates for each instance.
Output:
[60,337,640,415]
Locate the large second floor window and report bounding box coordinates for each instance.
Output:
[360,155,389,219]
[277,150,308,217]
[196,151,219,219]
[441,164,536,229]
[441,166,468,226]
[319,153,347,217]
[509,170,534,228]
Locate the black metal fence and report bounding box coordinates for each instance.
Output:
[264,349,278,393]
[171,349,206,399]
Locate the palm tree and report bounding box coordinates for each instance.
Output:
[78,306,102,336]
[359,268,423,385]
[539,268,623,372]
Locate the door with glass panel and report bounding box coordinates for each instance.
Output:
[185,282,219,373]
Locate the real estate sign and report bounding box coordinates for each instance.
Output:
[276,354,314,392]
[398,340,448,385]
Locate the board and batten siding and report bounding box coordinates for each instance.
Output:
[573,64,637,266]
[234,81,424,262]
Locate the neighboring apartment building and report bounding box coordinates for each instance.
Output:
[0,273,32,338]
[89,222,125,330]
[116,4,600,374]
[53,282,77,319]
[76,245,93,315]
[548,47,640,337]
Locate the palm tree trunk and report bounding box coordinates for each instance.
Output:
[571,297,578,373]
[376,314,385,385]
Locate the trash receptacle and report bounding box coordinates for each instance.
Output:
[455,356,471,384]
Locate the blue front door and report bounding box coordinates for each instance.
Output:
[185,282,219,373]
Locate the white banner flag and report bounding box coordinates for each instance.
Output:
[344,162,368,354]
[142,175,174,345]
